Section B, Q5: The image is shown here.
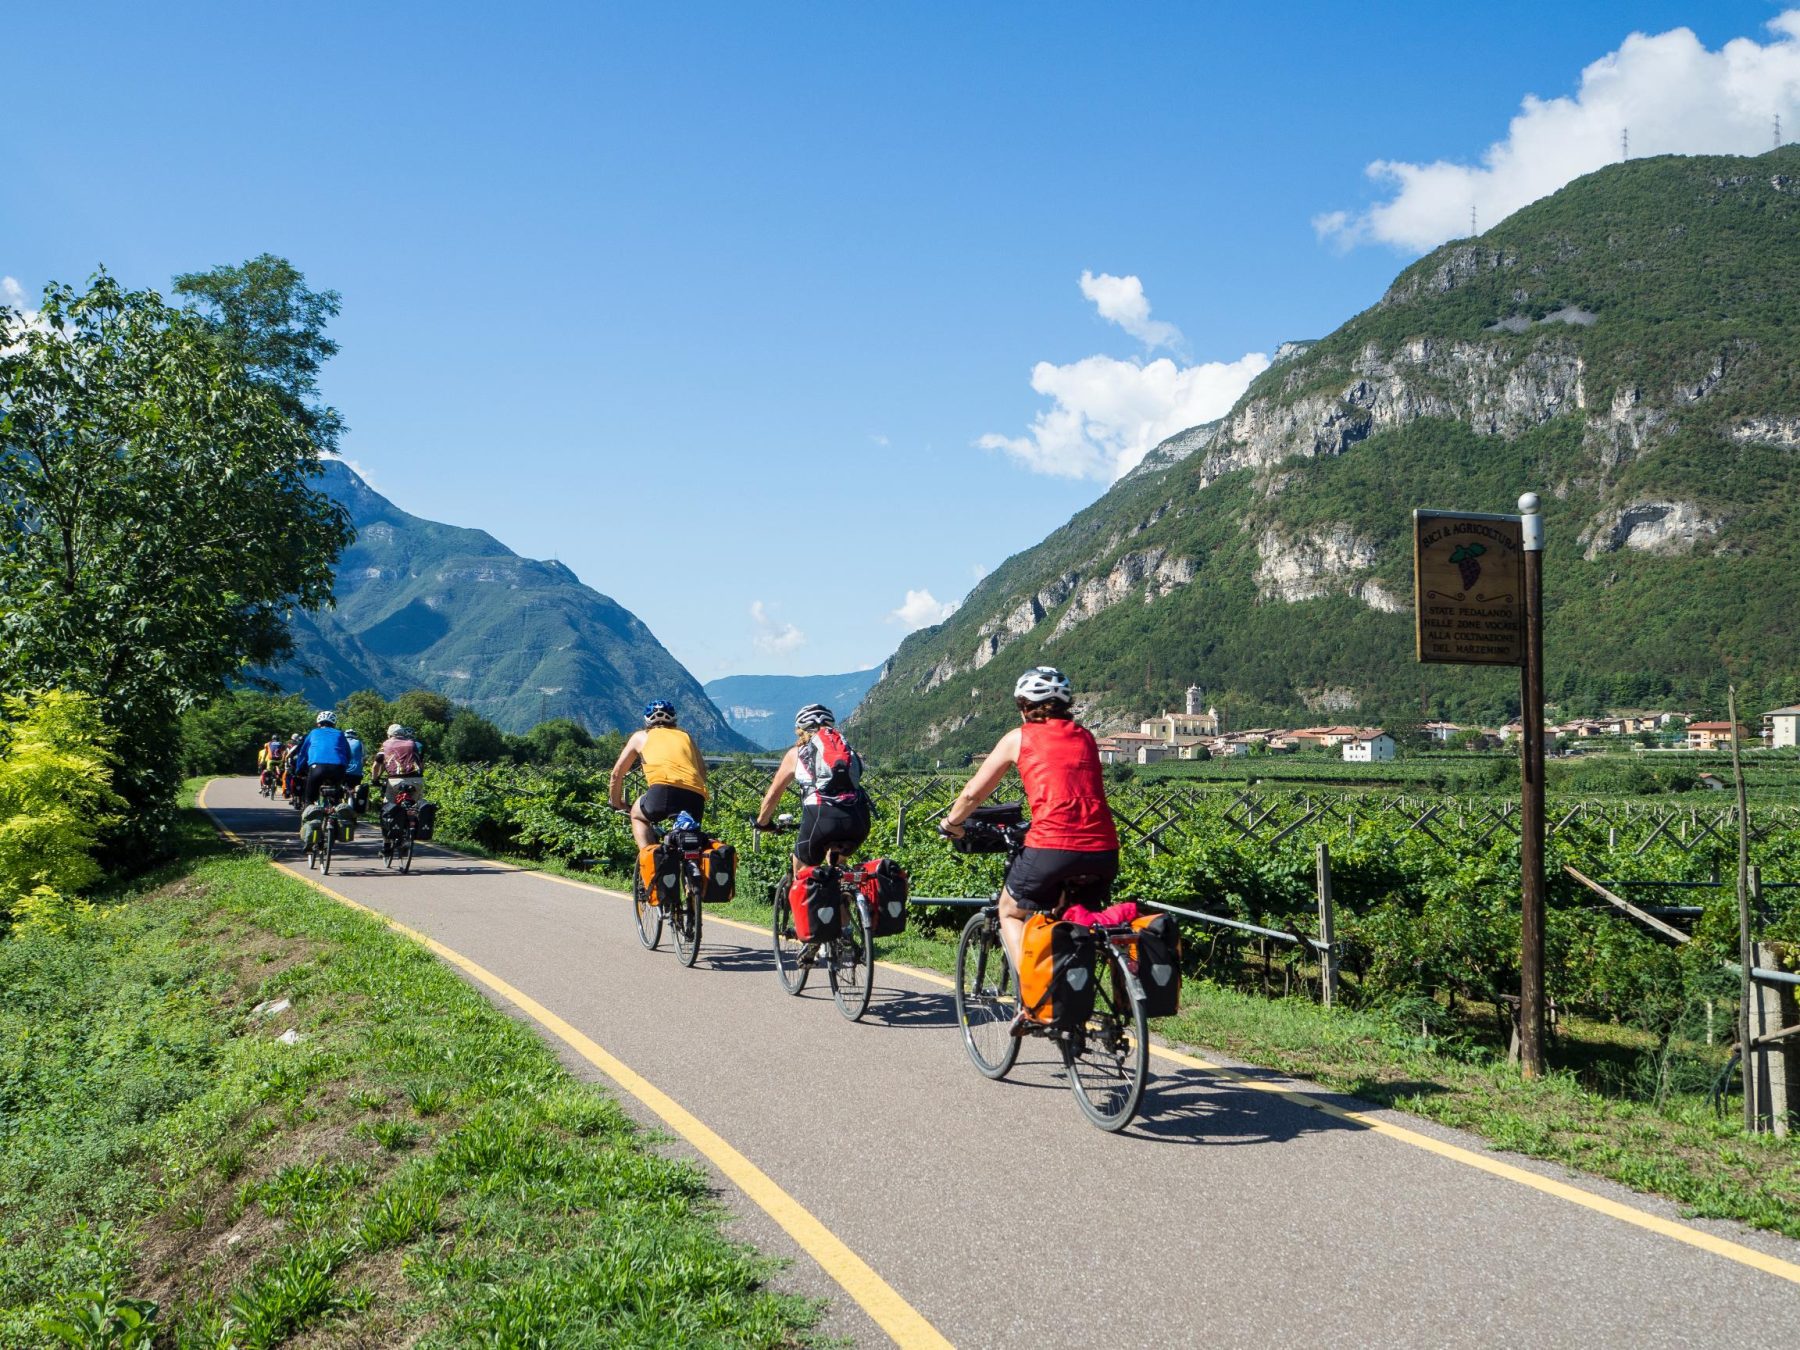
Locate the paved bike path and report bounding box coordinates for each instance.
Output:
[205,778,1800,1347]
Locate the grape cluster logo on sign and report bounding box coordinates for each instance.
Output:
[1413,510,1525,667]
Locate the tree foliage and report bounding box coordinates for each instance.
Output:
[0,691,121,929]
[0,269,352,854]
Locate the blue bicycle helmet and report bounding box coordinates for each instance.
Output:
[643,700,677,726]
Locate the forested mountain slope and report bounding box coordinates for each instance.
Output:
[271,461,753,747]
[851,148,1800,759]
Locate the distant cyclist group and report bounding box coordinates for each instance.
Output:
[250,665,1172,1129]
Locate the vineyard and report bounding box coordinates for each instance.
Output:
[428,761,1800,1079]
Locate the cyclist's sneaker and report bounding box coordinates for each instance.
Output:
[1008,1010,1034,1039]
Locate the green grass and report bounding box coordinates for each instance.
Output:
[0,798,817,1347]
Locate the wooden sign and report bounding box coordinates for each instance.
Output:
[1413,509,1525,666]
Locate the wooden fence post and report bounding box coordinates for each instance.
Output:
[1316,842,1339,1009]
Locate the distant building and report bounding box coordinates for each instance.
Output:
[1765,705,1800,749]
[1185,684,1205,716]
[1141,707,1221,741]
[1686,721,1750,752]
[1342,731,1396,762]
[1422,721,1463,743]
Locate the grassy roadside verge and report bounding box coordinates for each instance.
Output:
[0,795,817,1348]
[438,837,1800,1242]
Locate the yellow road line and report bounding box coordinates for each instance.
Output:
[195,782,952,1348]
[199,781,1800,1290]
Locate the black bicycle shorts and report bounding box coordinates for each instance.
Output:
[1004,846,1119,912]
[637,785,706,824]
[794,798,871,867]
[303,763,348,807]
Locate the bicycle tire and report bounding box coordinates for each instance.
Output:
[771,879,810,995]
[673,870,702,968]
[633,870,662,951]
[323,824,334,876]
[1063,939,1148,1133]
[400,829,414,875]
[829,897,875,1022]
[956,912,1021,1080]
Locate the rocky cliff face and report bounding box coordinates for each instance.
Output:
[851,148,1800,756]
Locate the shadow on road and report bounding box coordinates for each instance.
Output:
[1128,1064,1366,1147]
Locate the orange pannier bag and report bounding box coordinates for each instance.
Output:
[638,845,664,906]
[1017,913,1099,1030]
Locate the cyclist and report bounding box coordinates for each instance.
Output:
[753,704,870,869]
[374,723,425,804]
[343,727,367,809]
[939,666,1119,984]
[257,733,284,785]
[293,711,352,806]
[609,700,708,850]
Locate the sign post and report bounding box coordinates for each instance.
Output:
[1517,494,1547,1079]
[1412,496,1546,1077]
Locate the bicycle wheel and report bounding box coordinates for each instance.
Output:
[400,828,414,875]
[771,877,810,995]
[322,823,334,876]
[829,898,875,1022]
[632,870,662,950]
[956,912,1021,1080]
[1063,939,1148,1133]
[673,872,702,968]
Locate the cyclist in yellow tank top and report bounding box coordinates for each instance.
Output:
[609,699,709,849]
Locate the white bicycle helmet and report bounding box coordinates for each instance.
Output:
[794,703,835,731]
[1013,666,1073,706]
[316,710,338,726]
[387,723,404,738]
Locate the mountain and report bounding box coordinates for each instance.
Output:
[272,461,756,749]
[851,148,1800,758]
[702,668,885,750]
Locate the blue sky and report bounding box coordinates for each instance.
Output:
[4,1,1793,680]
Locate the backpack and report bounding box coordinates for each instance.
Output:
[788,864,844,943]
[1018,914,1098,1032]
[804,728,863,803]
[854,859,909,937]
[1128,913,1182,1017]
[384,739,422,776]
[700,841,736,904]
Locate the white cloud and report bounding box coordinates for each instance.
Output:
[980,349,1269,481]
[981,271,1268,481]
[749,600,806,655]
[1079,270,1181,349]
[1318,12,1800,252]
[1,276,48,350]
[869,432,890,447]
[889,588,958,630]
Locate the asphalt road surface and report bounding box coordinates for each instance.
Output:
[203,777,1800,1347]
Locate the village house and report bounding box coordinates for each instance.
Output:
[1342,730,1397,762]
[1685,721,1750,752]
[1764,705,1800,749]
[1422,720,1463,743]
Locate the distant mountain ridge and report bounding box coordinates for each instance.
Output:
[271,461,754,749]
[851,148,1800,758]
[702,668,885,750]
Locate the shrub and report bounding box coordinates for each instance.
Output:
[0,691,122,929]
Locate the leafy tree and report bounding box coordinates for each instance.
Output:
[0,691,121,929]
[441,709,509,764]
[516,717,595,765]
[174,254,344,450]
[0,272,352,854]
[179,690,313,775]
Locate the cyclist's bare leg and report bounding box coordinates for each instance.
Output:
[628,802,656,851]
[997,887,1030,972]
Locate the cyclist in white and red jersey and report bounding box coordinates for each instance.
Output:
[939,667,1120,973]
[754,704,871,868]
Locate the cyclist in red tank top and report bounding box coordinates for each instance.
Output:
[940,667,1120,975]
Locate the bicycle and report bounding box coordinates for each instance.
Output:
[380,783,421,874]
[258,765,277,799]
[756,814,875,1022]
[944,810,1149,1132]
[623,810,707,968]
[305,782,356,876]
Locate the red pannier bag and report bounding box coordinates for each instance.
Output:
[789,864,844,943]
[855,858,909,937]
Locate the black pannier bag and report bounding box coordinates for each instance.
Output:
[701,841,736,904]
[414,801,438,840]
[1129,912,1182,1017]
[1019,914,1099,1031]
[855,859,910,936]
